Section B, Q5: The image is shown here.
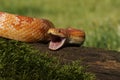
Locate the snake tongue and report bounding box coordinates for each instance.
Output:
[49,38,66,50]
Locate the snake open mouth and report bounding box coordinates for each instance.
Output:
[49,35,66,50]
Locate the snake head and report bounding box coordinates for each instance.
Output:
[66,28,85,45]
[48,27,85,50]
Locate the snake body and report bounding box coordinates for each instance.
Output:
[0,12,54,42]
[0,12,85,50]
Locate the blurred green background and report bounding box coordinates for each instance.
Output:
[0,0,120,51]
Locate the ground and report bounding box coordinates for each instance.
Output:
[31,43,120,80]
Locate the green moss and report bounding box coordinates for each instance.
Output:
[0,38,95,80]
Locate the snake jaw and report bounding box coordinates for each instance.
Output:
[48,28,67,50]
[47,28,85,50]
[49,36,66,50]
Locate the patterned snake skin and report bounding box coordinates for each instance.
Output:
[0,12,54,42]
[0,12,85,50]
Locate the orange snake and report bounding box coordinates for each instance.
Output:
[0,12,85,50]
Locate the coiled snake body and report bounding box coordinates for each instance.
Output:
[0,12,85,50]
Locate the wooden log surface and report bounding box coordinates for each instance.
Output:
[30,43,120,80]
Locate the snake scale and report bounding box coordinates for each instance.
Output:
[0,12,85,50]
